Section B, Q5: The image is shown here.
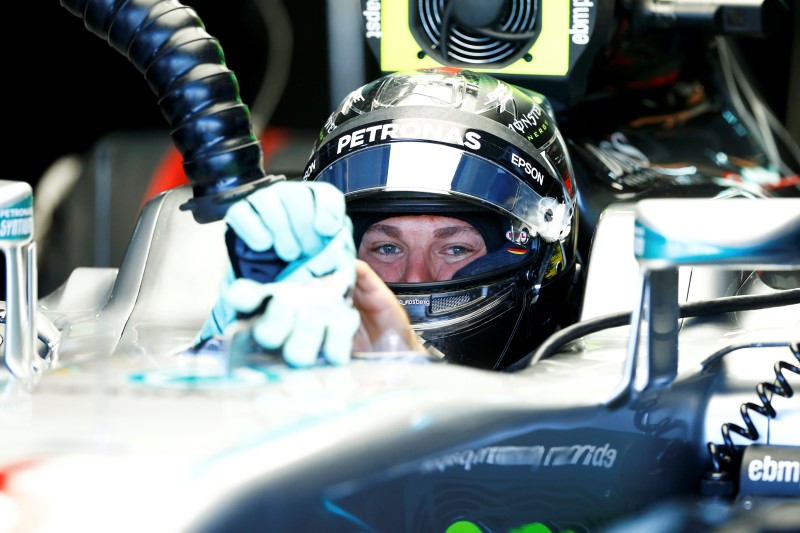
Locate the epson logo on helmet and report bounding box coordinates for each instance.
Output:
[363,0,381,39]
[302,158,316,180]
[511,153,544,186]
[336,122,482,154]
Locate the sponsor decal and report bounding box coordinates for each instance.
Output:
[398,298,429,306]
[509,106,545,136]
[748,455,800,483]
[339,89,366,119]
[0,202,33,240]
[363,0,381,38]
[506,247,527,255]
[336,121,482,154]
[302,158,316,179]
[485,81,515,114]
[323,114,338,135]
[570,0,594,45]
[506,227,530,245]
[525,121,550,142]
[544,442,616,467]
[306,118,564,205]
[321,88,366,137]
[0,217,32,239]
[740,446,800,497]
[544,245,565,279]
[511,153,545,186]
[422,443,617,473]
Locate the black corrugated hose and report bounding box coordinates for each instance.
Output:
[60,0,281,223]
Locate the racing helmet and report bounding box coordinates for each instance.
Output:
[303,67,579,370]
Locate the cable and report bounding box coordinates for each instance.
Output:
[475,27,537,41]
[508,286,800,371]
[716,37,800,176]
[704,341,800,491]
[438,0,456,62]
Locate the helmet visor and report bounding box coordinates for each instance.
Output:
[311,142,571,241]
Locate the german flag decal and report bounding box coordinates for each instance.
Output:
[506,247,527,255]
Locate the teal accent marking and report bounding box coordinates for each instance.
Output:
[127,367,269,390]
[0,196,33,240]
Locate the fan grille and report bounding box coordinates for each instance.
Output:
[416,0,538,66]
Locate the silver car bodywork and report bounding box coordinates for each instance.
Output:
[2,183,799,532]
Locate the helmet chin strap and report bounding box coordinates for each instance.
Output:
[418,336,447,360]
[491,243,555,370]
[527,243,554,303]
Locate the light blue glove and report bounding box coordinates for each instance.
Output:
[224,227,360,367]
[195,181,358,366]
[195,264,239,345]
[226,180,347,264]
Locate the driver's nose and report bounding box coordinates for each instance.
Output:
[400,250,434,283]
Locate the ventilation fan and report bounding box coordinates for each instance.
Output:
[411,0,540,67]
[362,0,616,110]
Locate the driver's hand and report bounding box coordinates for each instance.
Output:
[226,180,347,263]
[194,181,354,352]
[351,260,426,354]
[224,229,360,367]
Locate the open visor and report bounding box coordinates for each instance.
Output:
[310,141,573,242]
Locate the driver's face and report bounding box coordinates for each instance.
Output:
[358,215,487,283]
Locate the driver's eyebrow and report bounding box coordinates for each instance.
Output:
[365,223,401,239]
[365,223,481,240]
[433,225,481,239]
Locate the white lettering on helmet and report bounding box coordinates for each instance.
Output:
[302,158,316,180]
[464,131,481,150]
[335,122,483,154]
[509,107,543,134]
[511,153,544,185]
[400,122,422,139]
[365,124,383,142]
[485,82,514,113]
[381,123,400,140]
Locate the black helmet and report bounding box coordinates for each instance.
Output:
[303,67,578,370]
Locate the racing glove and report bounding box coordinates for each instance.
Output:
[225,179,347,263]
[224,226,360,367]
[194,181,357,363]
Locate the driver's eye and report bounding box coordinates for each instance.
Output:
[378,244,400,255]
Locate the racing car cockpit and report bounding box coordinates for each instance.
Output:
[1,1,799,532]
